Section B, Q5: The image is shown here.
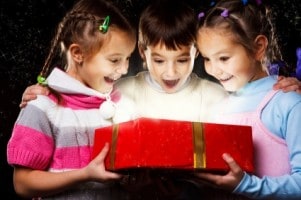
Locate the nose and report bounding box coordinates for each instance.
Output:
[206,62,223,76]
[212,65,223,76]
[165,62,177,77]
[116,61,129,75]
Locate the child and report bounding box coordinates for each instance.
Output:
[6,0,137,199]
[17,0,301,199]
[116,1,230,198]
[196,0,301,199]
[116,0,228,123]
[17,1,228,199]
[17,1,301,197]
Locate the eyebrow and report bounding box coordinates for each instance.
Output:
[150,51,191,58]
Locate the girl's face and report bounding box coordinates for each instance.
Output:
[142,42,197,93]
[72,30,136,93]
[197,28,266,92]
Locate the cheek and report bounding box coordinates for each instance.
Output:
[148,62,161,73]
[204,64,213,75]
[182,65,194,76]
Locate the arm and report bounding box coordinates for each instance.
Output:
[197,154,301,199]
[273,76,301,94]
[19,84,49,108]
[196,99,301,199]
[195,153,244,192]
[14,143,121,198]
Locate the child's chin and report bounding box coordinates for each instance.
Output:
[223,86,236,93]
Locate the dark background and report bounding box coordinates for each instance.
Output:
[0,0,300,198]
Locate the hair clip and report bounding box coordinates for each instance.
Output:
[198,12,205,20]
[37,75,47,85]
[221,9,229,18]
[210,1,215,6]
[99,16,110,33]
[241,0,248,5]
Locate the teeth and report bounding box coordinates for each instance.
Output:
[220,76,232,81]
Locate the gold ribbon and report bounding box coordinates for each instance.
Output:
[192,122,206,168]
[109,122,206,169]
[110,124,119,170]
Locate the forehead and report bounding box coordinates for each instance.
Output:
[198,28,236,47]
[147,41,195,54]
[101,29,136,54]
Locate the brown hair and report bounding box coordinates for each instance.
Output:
[40,0,136,78]
[138,0,198,51]
[198,0,283,66]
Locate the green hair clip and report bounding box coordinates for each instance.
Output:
[37,75,47,85]
[99,16,110,33]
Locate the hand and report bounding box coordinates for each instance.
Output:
[20,84,50,108]
[83,143,122,182]
[273,76,301,94]
[195,153,244,191]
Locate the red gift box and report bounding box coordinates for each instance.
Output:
[93,118,254,173]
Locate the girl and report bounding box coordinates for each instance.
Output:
[196,0,301,199]
[18,1,228,199]
[6,0,137,199]
[17,0,301,199]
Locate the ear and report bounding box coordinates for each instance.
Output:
[69,44,83,63]
[194,44,200,59]
[138,42,146,61]
[254,35,268,61]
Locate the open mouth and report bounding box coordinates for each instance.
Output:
[163,79,180,88]
[104,77,115,84]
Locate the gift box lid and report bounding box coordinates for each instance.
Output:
[93,118,254,173]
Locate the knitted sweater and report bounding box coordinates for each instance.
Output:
[116,71,228,122]
[213,77,301,199]
[7,68,137,199]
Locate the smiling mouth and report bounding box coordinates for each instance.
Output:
[163,79,180,88]
[104,77,115,83]
[219,75,233,82]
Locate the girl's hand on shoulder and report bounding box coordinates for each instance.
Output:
[195,153,244,191]
[20,84,50,108]
[83,143,121,182]
[273,76,301,94]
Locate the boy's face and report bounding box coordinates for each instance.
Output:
[142,42,197,93]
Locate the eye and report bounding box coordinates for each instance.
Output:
[220,56,229,62]
[177,58,189,63]
[153,58,164,64]
[110,58,120,64]
[202,56,210,62]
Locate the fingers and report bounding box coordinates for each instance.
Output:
[19,84,49,108]
[274,76,301,93]
[93,143,121,180]
[222,153,239,172]
[196,153,244,191]
[222,153,244,175]
[20,94,38,106]
[196,172,220,183]
[19,102,27,109]
[94,143,110,163]
[277,75,284,81]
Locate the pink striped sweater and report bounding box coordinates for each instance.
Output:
[7,68,137,199]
